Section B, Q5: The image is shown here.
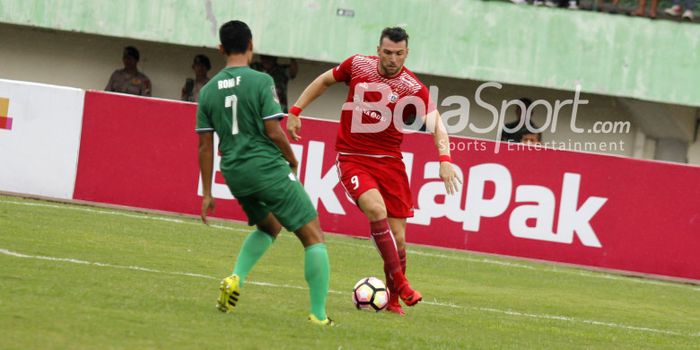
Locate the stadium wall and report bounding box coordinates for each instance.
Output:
[2,79,698,282]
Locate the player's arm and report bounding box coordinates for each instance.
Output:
[198,131,215,224]
[265,118,300,176]
[286,69,339,141]
[426,110,462,195]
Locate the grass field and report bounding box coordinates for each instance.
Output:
[1,195,698,349]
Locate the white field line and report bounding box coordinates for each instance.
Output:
[333,240,700,291]
[1,247,696,338]
[2,199,699,292]
[333,240,536,270]
[421,300,688,337]
[0,248,344,294]
[0,200,249,233]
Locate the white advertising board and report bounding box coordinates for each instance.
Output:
[0,79,85,199]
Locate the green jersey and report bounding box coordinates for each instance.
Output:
[196,66,290,197]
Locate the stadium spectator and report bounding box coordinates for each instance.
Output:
[631,0,659,18]
[521,131,543,145]
[181,54,211,102]
[251,55,298,113]
[197,20,332,326]
[501,98,541,143]
[105,46,152,97]
[664,0,696,20]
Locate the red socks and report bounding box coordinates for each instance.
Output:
[369,219,406,289]
[398,248,406,275]
[371,221,422,308]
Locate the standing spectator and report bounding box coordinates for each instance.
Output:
[664,0,696,21]
[181,54,212,102]
[631,0,659,18]
[105,46,152,97]
[251,55,298,113]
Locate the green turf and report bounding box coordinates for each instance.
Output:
[1,195,698,349]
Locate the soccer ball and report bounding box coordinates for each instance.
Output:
[352,277,389,311]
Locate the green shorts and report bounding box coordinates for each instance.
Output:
[235,174,318,232]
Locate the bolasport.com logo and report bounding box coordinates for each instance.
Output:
[345,82,631,154]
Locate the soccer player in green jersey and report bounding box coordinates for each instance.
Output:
[196,20,332,326]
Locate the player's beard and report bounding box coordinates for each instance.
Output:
[381,63,400,76]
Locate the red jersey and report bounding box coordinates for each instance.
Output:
[332,55,434,158]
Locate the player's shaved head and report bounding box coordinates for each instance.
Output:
[219,20,252,55]
[379,27,409,46]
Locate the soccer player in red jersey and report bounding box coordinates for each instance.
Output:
[287,27,461,315]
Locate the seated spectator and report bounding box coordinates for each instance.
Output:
[181,54,211,102]
[664,0,695,21]
[501,98,541,143]
[105,46,152,97]
[251,55,298,113]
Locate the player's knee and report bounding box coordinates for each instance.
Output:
[261,228,281,239]
[364,202,387,221]
[395,239,406,251]
[303,231,324,247]
[294,220,325,247]
[258,222,282,238]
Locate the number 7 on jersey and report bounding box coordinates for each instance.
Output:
[225,94,239,135]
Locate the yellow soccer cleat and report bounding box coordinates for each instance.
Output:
[216,274,241,313]
[308,314,335,327]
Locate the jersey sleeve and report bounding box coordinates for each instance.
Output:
[332,55,355,83]
[195,88,214,133]
[417,83,437,115]
[259,74,284,120]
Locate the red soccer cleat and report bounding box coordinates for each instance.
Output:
[398,282,422,306]
[386,292,405,315]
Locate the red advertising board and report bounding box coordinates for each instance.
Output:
[74,91,700,281]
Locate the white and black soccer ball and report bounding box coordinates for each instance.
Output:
[352,277,389,311]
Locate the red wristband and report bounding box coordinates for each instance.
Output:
[289,105,302,116]
[438,154,452,163]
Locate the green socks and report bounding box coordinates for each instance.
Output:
[304,243,330,321]
[232,232,329,320]
[232,230,274,287]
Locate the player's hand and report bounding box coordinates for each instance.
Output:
[287,114,302,141]
[200,195,215,225]
[439,161,462,195]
